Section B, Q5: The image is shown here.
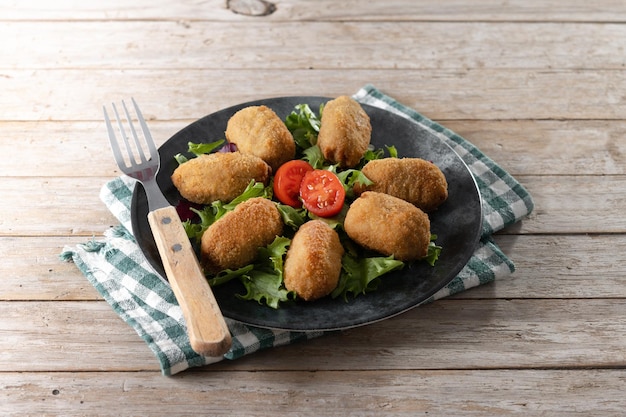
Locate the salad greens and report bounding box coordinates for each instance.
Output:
[332,254,404,300]
[174,140,225,164]
[285,103,323,149]
[237,236,295,308]
[178,103,442,308]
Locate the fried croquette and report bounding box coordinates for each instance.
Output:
[201,197,283,274]
[317,96,372,168]
[171,152,271,205]
[225,105,296,171]
[283,220,344,301]
[354,158,448,212]
[344,191,431,261]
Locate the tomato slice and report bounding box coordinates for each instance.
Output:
[300,170,346,217]
[273,160,314,207]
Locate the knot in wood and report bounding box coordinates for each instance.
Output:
[227,0,276,16]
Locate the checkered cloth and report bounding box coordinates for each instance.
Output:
[61,85,533,375]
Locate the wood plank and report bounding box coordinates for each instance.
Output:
[1,175,622,235]
[0,177,115,237]
[0,236,102,301]
[2,120,625,178]
[1,69,624,122]
[219,298,626,371]
[514,175,626,234]
[2,299,626,372]
[473,235,626,299]
[442,120,626,177]
[3,0,626,22]
[0,121,177,178]
[5,21,626,70]
[0,301,160,372]
[1,369,625,416]
[4,235,625,301]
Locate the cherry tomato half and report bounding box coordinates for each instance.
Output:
[273,160,314,207]
[299,170,346,217]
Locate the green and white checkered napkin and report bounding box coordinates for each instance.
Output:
[61,85,534,375]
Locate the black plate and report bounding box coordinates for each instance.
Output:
[130,96,482,331]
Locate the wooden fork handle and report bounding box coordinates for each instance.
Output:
[148,206,232,357]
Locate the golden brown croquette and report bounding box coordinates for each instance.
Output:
[317,96,371,168]
[344,191,431,261]
[201,197,283,274]
[171,152,271,205]
[225,105,296,171]
[283,220,344,301]
[354,158,448,212]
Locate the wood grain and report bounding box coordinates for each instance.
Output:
[6,21,626,70]
[1,299,625,372]
[3,0,626,22]
[2,69,626,121]
[2,120,625,177]
[3,174,624,236]
[2,370,625,416]
[0,236,103,301]
[0,177,113,236]
[4,234,625,302]
[148,206,232,357]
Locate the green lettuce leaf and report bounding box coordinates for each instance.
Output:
[207,264,254,287]
[174,153,189,165]
[236,237,294,309]
[423,234,442,266]
[336,168,372,198]
[307,203,348,230]
[174,139,225,164]
[219,180,271,212]
[332,254,404,301]
[386,145,399,158]
[188,140,225,156]
[182,205,219,241]
[277,204,307,230]
[238,270,295,309]
[302,145,326,169]
[284,103,322,149]
[258,236,291,273]
[358,144,398,168]
[362,147,385,163]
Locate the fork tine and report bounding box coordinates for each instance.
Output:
[103,105,129,171]
[112,101,145,166]
[121,99,149,164]
[110,102,139,169]
[105,99,169,207]
[132,97,159,162]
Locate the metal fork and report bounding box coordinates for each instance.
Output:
[104,99,169,211]
[104,99,231,357]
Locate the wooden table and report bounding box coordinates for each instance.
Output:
[2,1,626,415]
